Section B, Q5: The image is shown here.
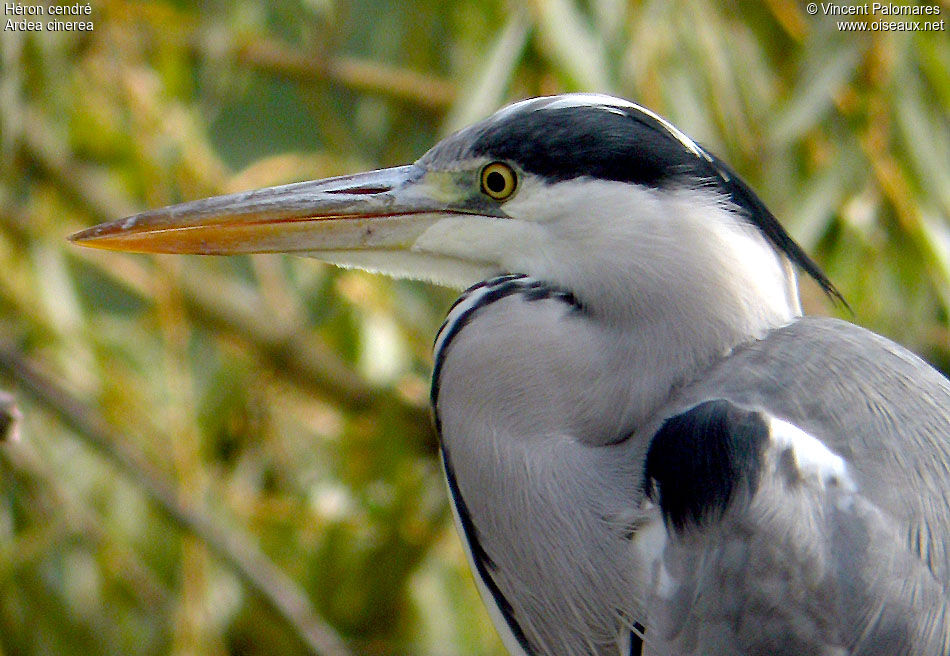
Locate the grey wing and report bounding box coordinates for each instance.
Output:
[630,317,950,654]
[639,399,949,655]
[672,317,950,584]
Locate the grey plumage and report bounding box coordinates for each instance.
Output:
[436,284,950,655]
[642,319,950,655]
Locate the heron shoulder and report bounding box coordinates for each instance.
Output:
[643,399,855,535]
[642,315,950,585]
[640,398,949,654]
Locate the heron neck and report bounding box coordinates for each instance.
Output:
[534,253,802,439]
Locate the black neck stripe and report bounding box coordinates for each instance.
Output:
[430,275,585,655]
[440,445,536,654]
[430,275,583,412]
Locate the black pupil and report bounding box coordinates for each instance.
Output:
[486,170,507,193]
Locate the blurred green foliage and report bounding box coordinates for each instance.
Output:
[0,1,947,655]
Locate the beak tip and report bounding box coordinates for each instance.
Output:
[67,226,100,246]
[67,223,131,251]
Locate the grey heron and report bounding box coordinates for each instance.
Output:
[71,94,950,655]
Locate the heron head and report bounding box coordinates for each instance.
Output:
[71,94,839,319]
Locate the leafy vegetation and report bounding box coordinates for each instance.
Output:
[0,1,947,654]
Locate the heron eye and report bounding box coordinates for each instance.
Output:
[480,162,517,200]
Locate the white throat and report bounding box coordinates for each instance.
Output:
[504,179,801,322]
[536,181,802,410]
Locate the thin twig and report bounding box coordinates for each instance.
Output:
[0,345,353,656]
[227,38,457,110]
[100,0,456,111]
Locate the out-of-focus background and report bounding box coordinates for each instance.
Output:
[0,1,947,654]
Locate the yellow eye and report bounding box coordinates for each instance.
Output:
[480,162,517,200]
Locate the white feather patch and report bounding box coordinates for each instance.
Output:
[768,417,856,491]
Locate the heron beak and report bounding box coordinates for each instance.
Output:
[68,165,456,256]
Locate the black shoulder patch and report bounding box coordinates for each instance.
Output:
[644,400,769,532]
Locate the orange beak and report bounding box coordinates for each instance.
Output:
[69,165,455,255]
